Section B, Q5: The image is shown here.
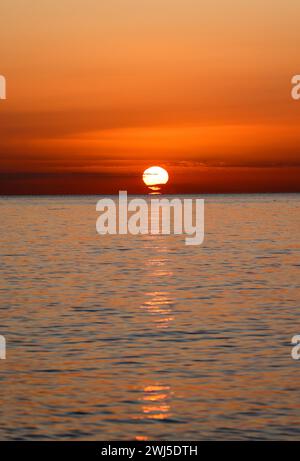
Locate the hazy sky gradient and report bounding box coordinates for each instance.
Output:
[1,0,300,192]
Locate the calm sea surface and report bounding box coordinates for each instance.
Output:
[0,194,300,440]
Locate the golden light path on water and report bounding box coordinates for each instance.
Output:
[133,236,175,439]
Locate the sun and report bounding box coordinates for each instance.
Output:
[143,166,169,187]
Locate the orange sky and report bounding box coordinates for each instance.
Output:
[0,0,300,193]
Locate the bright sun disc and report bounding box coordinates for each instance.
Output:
[143,166,169,186]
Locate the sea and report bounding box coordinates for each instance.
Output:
[0,194,300,440]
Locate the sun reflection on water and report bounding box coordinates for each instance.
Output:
[133,384,172,422]
[141,243,175,328]
[141,292,174,329]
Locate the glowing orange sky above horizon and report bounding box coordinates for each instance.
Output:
[1,0,300,192]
